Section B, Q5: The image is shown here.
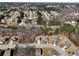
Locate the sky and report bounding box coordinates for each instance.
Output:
[0,0,79,2]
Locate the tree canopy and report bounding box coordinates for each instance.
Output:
[60,24,75,33]
[37,11,45,25]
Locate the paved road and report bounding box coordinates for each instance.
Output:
[0,43,68,56]
[0,45,16,50]
[35,44,68,56]
[18,43,68,56]
[3,49,11,56]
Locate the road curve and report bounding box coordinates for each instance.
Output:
[18,44,68,56]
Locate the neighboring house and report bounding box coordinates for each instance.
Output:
[65,21,77,26]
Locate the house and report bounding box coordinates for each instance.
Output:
[65,21,77,26]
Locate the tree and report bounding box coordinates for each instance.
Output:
[49,17,61,26]
[44,7,60,12]
[54,28,60,34]
[60,24,75,34]
[19,12,24,19]
[41,26,49,34]
[0,14,5,20]
[37,11,46,25]
[17,11,24,23]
